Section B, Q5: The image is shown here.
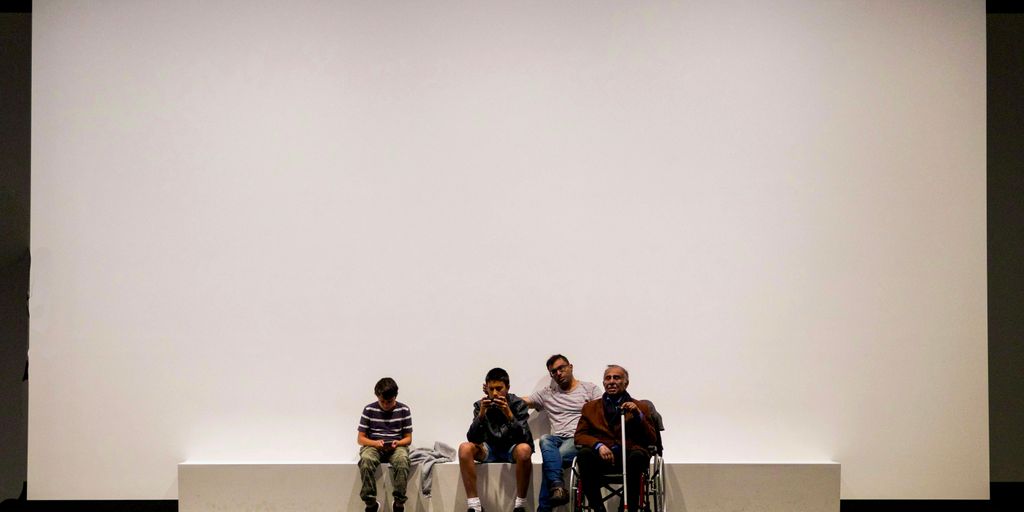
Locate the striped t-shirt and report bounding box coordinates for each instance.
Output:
[358,401,413,442]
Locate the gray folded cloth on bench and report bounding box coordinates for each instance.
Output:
[409,441,456,497]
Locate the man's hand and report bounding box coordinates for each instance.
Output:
[376,440,387,449]
[621,401,639,421]
[598,444,614,462]
[479,397,492,417]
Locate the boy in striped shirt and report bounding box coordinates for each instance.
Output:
[358,377,413,512]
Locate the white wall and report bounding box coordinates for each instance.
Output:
[29,0,987,500]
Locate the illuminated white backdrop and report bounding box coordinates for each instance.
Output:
[29,0,987,500]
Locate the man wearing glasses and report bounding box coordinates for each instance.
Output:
[523,355,603,512]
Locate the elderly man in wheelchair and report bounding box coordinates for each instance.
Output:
[570,365,662,512]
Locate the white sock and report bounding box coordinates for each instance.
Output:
[467,497,482,512]
[515,497,527,508]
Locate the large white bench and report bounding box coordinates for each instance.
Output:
[178,460,840,512]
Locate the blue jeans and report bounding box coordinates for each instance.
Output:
[538,434,577,512]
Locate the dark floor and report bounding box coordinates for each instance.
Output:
[0,483,1020,512]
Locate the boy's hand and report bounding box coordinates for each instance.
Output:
[479,397,492,416]
[491,395,513,420]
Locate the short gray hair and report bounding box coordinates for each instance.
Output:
[604,364,629,381]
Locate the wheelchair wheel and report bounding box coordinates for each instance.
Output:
[568,458,583,512]
[647,455,665,512]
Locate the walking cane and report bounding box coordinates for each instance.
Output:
[620,411,628,511]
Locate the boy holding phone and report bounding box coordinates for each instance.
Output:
[358,377,413,512]
[458,367,534,512]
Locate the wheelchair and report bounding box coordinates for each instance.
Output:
[567,400,665,512]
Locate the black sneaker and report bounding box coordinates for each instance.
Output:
[394,502,405,512]
[513,507,526,512]
[549,486,570,506]
[365,501,380,512]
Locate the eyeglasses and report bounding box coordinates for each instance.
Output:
[548,364,571,376]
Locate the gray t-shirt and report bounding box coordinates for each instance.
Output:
[528,380,603,437]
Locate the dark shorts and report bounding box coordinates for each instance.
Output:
[480,442,518,463]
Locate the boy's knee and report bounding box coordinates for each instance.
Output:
[513,443,532,461]
[458,442,478,460]
[391,451,411,467]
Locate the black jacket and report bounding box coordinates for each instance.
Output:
[467,393,534,452]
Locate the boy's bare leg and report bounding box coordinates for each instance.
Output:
[513,443,533,499]
[459,442,485,498]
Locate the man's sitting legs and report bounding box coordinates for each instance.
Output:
[574,446,648,512]
[538,435,576,511]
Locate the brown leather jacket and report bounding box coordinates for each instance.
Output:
[574,396,657,455]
